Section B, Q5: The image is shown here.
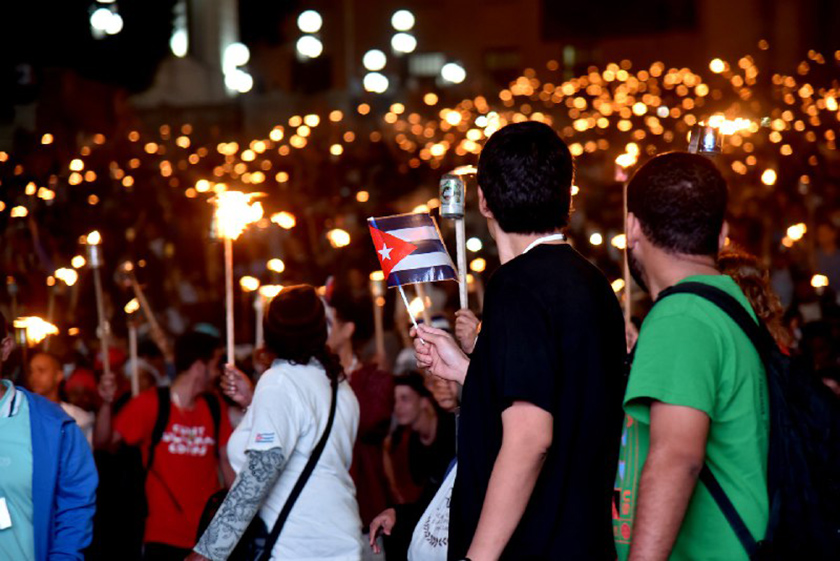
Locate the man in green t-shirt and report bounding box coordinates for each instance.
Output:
[613,152,770,560]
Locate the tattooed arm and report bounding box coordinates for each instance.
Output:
[193,447,286,561]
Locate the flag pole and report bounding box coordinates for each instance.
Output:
[398,284,426,345]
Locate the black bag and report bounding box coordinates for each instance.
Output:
[655,282,840,560]
[196,378,340,561]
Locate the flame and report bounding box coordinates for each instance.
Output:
[611,279,626,293]
[124,298,140,314]
[240,276,261,292]
[615,153,637,169]
[327,229,351,248]
[14,317,59,345]
[611,234,627,250]
[54,268,79,287]
[786,223,807,241]
[212,191,264,240]
[71,255,86,269]
[86,231,102,245]
[409,297,426,318]
[470,258,487,273]
[267,258,285,273]
[270,211,296,229]
[370,271,385,282]
[259,285,283,299]
[811,274,829,289]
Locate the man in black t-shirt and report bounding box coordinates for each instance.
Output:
[414,121,626,560]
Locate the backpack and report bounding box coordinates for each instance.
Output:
[655,282,840,560]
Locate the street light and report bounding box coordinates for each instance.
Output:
[441,62,466,84]
[363,72,389,94]
[391,33,417,54]
[391,10,415,31]
[297,35,324,59]
[363,49,387,72]
[297,10,323,33]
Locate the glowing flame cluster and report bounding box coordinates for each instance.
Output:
[213,191,264,240]
[259,285,283,299]
[54,268,79,287]
[124,298,140,314]
[13,317,59,345]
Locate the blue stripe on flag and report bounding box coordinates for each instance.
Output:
[387,265,458,288]
[411,239,448,256]
[369,213,434,232]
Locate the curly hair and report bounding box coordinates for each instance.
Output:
[718,247,793,350]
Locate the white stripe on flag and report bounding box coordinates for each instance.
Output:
[387,226,440,243]
[391,251,455,274]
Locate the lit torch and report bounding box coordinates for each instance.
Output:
[369,271,386,362]
[86,230,112,377]
[439,165,476,310]
[616,146,639,323]
[124,298,141,396]
[211,191,265,365]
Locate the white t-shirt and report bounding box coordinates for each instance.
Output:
[60,402,94,446]
[408,463,456,561]
[228,359,363,561]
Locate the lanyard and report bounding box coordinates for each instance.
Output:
[522,233,568,255]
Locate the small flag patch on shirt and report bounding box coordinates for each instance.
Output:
[255,432,275,444]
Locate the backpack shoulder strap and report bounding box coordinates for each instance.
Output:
[699,465,759,556]
[148,387,171,471]
[259,379,340,561]
[657,281,768,556]
[199,392,222,458]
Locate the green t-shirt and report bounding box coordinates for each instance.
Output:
[613,275,770,561]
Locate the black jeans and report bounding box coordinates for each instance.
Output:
[143,542,192,561]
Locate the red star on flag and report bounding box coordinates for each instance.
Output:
[368,225,418,278]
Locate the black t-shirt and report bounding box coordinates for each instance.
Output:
[449,244,627,561]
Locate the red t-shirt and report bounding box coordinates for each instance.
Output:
[114,389,232,548]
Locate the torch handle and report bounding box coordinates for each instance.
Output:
[129,275,173,363]
[129,322,139,397]
[623,181,633,323]
[255,295,265,350]
[455,218,469,309]
[225,237,235,366]
[92,268,111,377]
[373,298,385,362]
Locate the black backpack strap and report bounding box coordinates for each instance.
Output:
[258,379,340,561]
[699,465,759,557]
[656,282,768,557]
[199,392,222,457]
[148,387,171,471]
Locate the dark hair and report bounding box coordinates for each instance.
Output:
[329,287,374,348]
[0,310,6,340]
[174,331,220,374]
[394,372,432,399]
[264,285,344,388]
[627,152,728,256]
[477,121,574,234]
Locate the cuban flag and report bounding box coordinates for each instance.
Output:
[368,212,458,288]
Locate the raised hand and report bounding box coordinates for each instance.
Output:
[412,324,470,385]
[222,364,254,408]
[455,309,481,354]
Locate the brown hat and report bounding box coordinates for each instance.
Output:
[264,285,327,354]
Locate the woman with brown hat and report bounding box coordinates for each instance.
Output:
[189,285,363,560]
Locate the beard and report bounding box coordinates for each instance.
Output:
[628,249,650,294]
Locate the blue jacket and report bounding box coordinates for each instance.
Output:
[19,388,98,561]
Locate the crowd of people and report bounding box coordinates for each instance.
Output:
[1,120,839,561]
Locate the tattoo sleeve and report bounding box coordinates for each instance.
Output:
[194,447,286,561]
